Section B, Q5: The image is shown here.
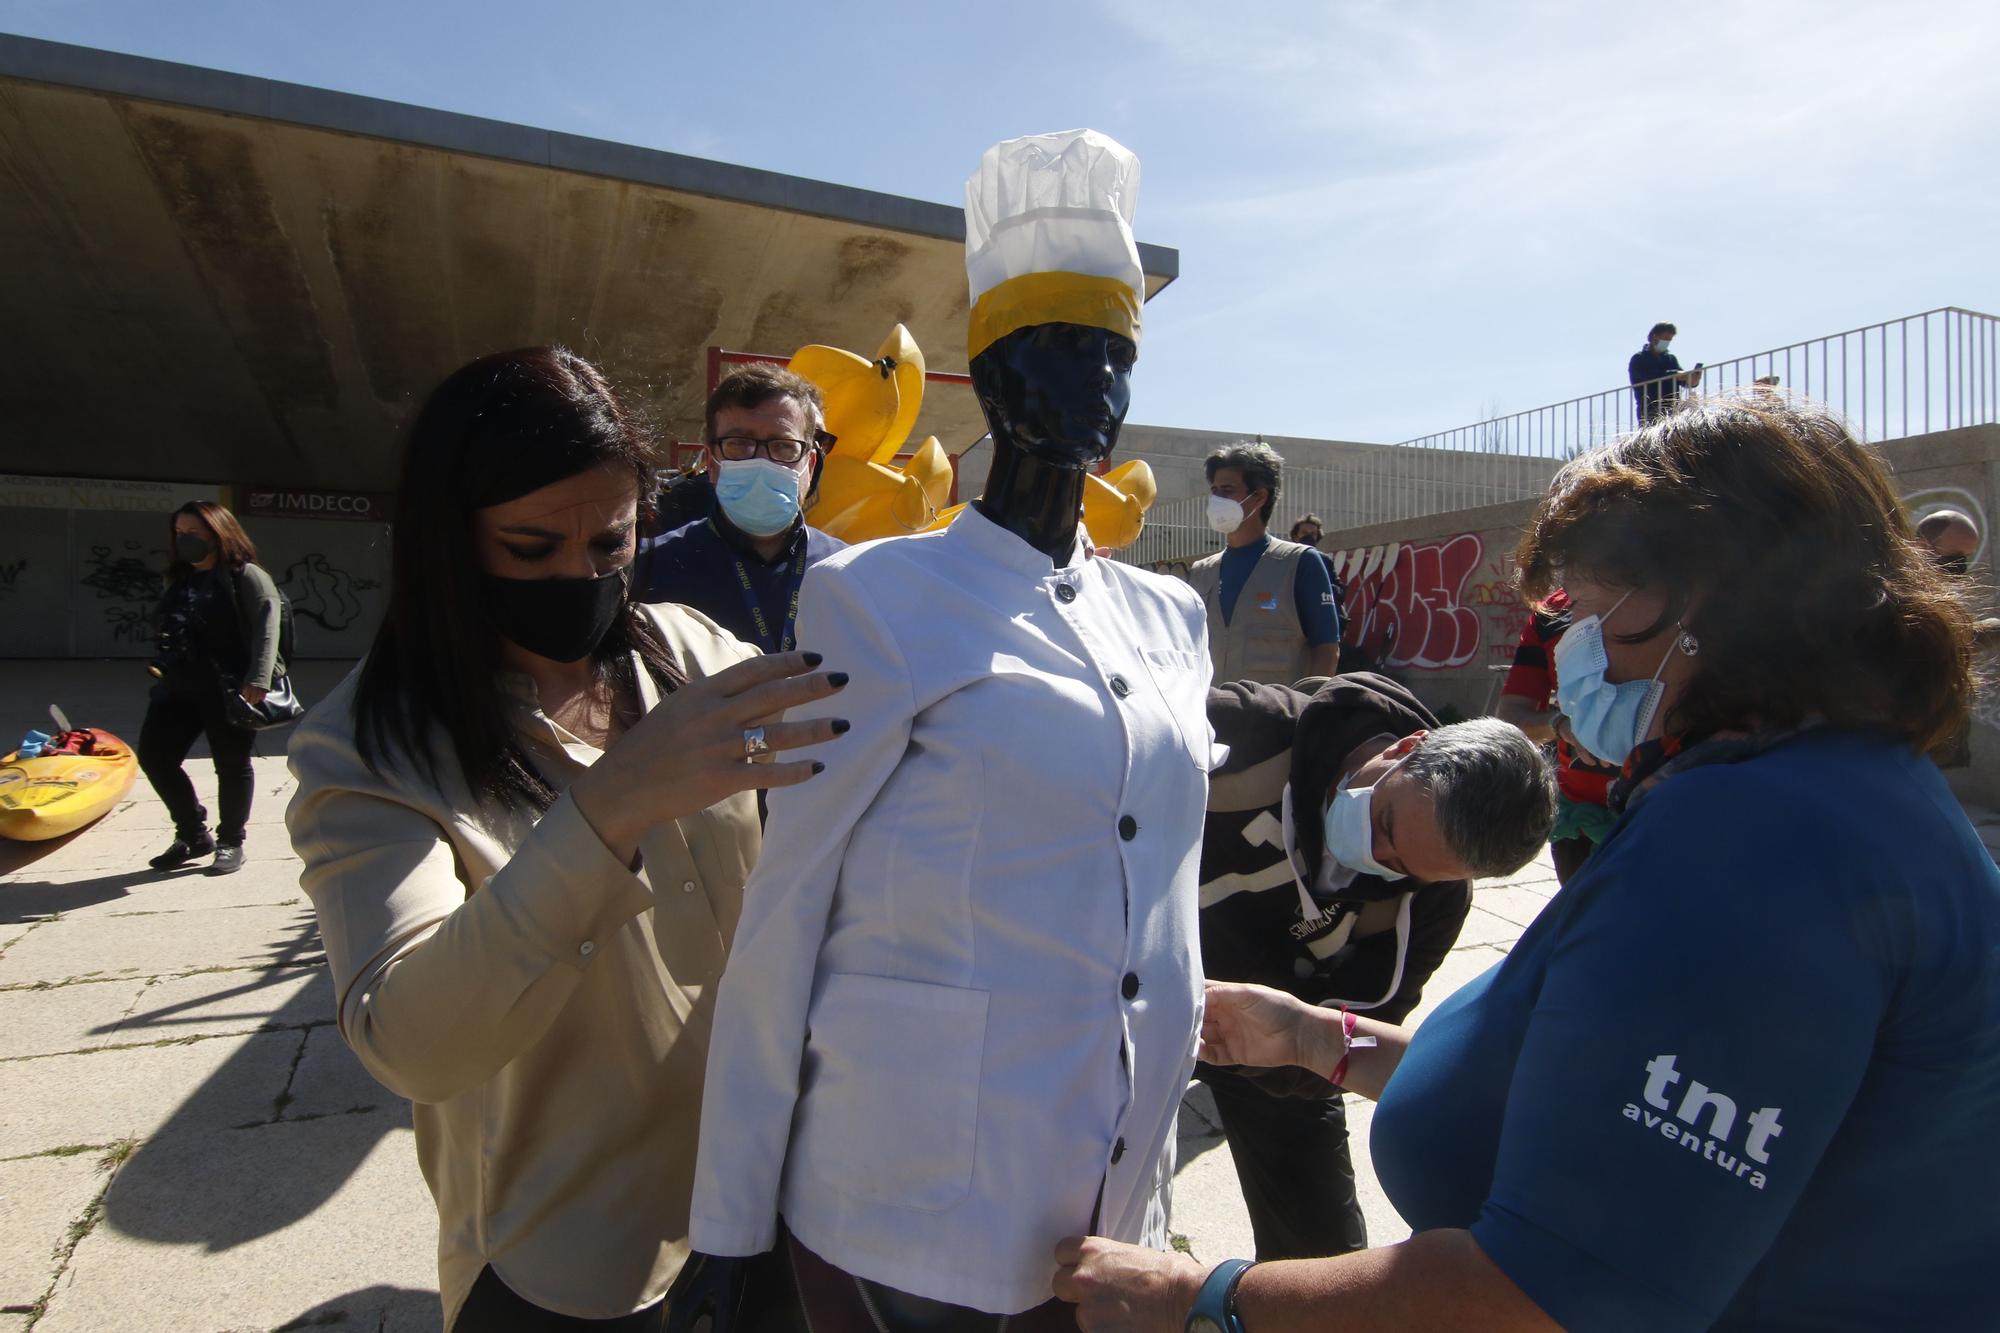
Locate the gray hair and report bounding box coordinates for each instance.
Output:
[1400,718,1558,879]
[1204,441,1285,524]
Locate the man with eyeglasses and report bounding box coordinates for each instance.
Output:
[635,364,846,653]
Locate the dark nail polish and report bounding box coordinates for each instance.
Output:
[811,761,826,774]
[802,652,824,668]
[828,672,850,688]
[831,719,851,735]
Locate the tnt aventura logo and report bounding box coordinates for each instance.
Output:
[1624,1055,1783,1191]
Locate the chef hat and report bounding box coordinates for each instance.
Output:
[964,129,1143,362]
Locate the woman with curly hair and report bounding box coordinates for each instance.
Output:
[1056,394,1999,1332]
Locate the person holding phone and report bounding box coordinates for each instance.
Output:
[1628,321,1703,423]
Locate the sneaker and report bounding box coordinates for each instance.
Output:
[207,844,245,876]
[149,834,216,871]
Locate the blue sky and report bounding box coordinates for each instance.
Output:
[6,0,1997,443]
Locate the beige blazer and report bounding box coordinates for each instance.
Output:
[286,604,759,1329]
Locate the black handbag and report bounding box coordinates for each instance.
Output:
[221,563,308,730]
[224,673,307,731]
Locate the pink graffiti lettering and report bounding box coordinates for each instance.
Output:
[1339,533,1485,670]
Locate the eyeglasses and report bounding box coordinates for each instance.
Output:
[714,435,818,465]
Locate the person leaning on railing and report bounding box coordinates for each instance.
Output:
[1051,391,1999,1333]
[1627,321,1702,423]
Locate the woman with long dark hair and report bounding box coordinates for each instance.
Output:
[140,499,284,874]
[286,347,844,1331]
[1054,393,2000,1332]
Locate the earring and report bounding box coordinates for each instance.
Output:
[1676,626,1700,657]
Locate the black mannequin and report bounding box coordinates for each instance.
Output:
[661,320,1138,1333]
[969,322,1138,563]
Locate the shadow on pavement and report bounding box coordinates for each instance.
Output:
[0,824,86,877]
[275,1284,439,1332]
[0,863,205,923]
[102,916,402,1252]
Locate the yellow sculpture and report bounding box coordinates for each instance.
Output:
[791,324,1156,548]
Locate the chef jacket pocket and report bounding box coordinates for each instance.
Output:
[1141,648,1219,770]
[795,972,989,1212]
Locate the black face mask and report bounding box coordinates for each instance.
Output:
[175,533,213,564]
[1939,554,1970,577]
[481,566,630,663]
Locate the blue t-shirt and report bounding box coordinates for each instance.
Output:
[633,517,846,653]
[1216,537,1341,647]
[1371,730,2000,1331]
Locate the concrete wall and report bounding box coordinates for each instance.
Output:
[1094,426,1565,567]
[0,475,389,661]
[1311,423,2000,801]
[0,475,225,658]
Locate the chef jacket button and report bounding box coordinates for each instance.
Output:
[1109,674,1131,698]
[682,880,697,894]
[578,941,596,959]
[1055,583,1078,603]
[1118,814,1138,841]
[1111,1137,1126,1164]
[1122,972,1140,1000]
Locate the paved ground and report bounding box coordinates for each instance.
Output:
[4,661,1996,1331]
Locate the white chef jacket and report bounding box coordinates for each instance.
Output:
[690,505,1214,1313]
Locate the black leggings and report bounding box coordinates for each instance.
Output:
[1200,1063,1368,1260]
[137,687,255,845]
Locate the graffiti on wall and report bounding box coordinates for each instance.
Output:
[1468,556,1534,670]
[278,552,382,632]
[79,542,163,643]
[1332,533,1491,671]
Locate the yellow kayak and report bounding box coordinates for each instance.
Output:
[0,729,139,841]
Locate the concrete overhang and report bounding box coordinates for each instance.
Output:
[0,35,1178,491]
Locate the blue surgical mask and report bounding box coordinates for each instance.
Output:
[1553,590,1677,764]
[1323,755,1409,883]
[715,458,803,537]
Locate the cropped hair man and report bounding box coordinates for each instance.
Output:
[1197,672,1556,1260]
[1188,442,1342,684]
[634,365,845,652]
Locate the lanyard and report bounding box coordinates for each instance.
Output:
[730,549,805,654]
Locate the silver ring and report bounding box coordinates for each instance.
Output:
[742,726,770,760]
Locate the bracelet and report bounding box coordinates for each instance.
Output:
[1185,1257,1256,1333]
[1327,1005,1377,1089]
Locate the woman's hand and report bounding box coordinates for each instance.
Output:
[240,685,268,706]
[1052,1237,1204,1333]
[1201,981,1334,1076]
[571,651,847,860]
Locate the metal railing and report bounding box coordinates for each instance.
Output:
[1398,306,2000,459]
[1118,307,1999,566]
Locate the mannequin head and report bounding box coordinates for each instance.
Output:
[969,322,1137,470]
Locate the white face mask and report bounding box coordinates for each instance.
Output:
[1207,494,1247,535]
[1322,755,1409,883]
[1653,339,1672,355]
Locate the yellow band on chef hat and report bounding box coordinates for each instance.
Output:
[967,271,1141,362]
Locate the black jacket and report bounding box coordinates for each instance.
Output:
[1199,672,1472,1026]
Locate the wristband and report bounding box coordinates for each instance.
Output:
[1327,1005,1377,1089]
[1185,1258,1255,1333]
